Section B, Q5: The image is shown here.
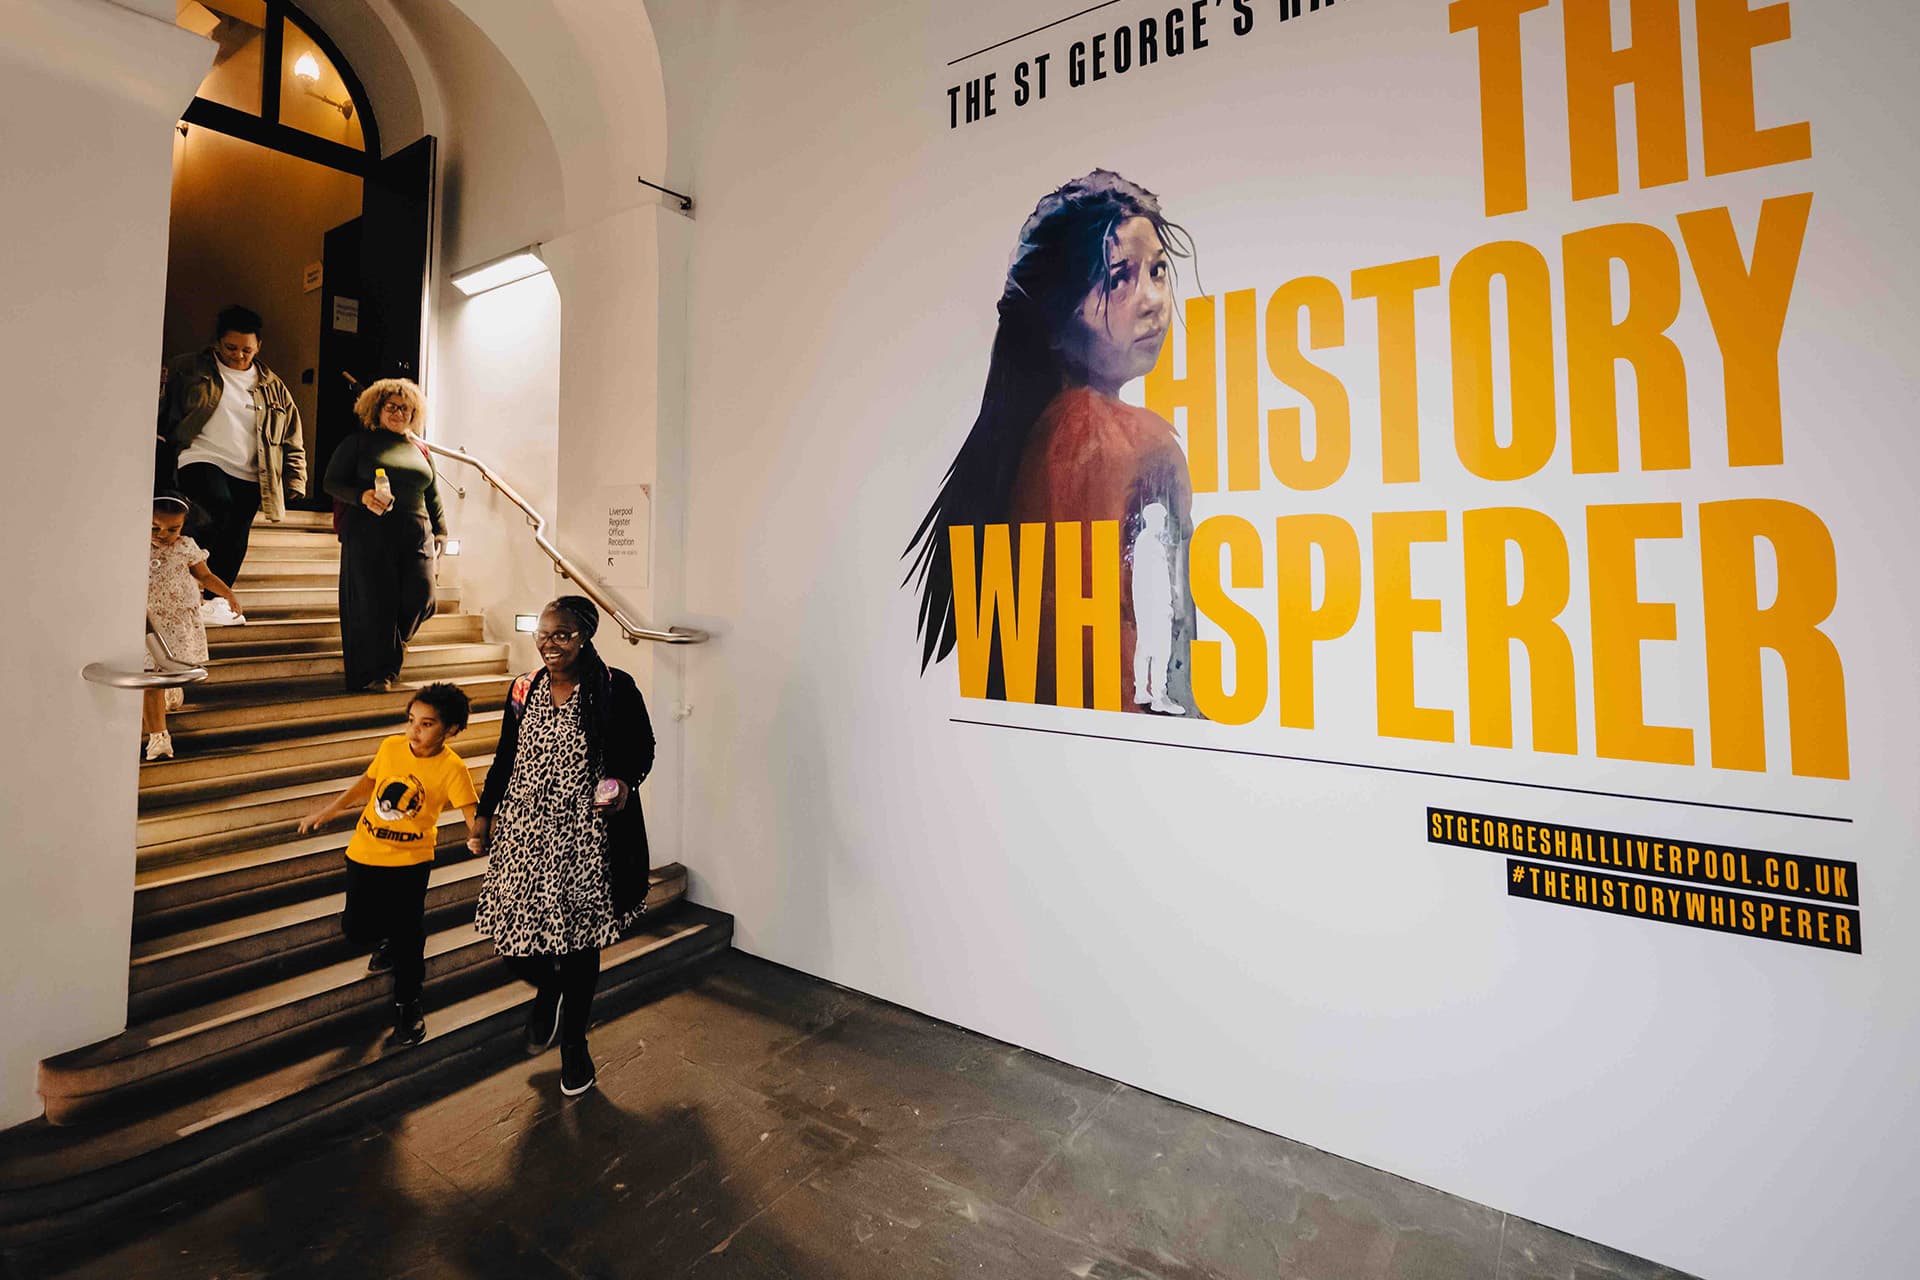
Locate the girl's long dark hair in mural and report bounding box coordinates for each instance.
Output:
[904,169,1200,713]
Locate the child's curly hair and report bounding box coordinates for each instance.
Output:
[408,682,470,733]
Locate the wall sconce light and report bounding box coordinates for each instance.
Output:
[514,614,539,634]
[293,52,354,120]
[451,245,550,297]
[441,539,461,557]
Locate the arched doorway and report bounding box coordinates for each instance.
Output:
[164,0,433,503]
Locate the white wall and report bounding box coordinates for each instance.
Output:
[667,2,1920,1277]
[431,272,563,674]
[0,0,212,1126]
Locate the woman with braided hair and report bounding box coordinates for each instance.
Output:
[470,595,654,1096]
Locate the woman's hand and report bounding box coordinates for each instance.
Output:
[593,779,629,812]
[467,815,490,855]
[361,488,393,515]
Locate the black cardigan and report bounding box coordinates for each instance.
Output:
[478,664,655,915]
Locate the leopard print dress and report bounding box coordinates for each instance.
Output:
[473,680,629,955]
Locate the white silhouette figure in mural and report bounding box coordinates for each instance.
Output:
[1131,502,1185,715]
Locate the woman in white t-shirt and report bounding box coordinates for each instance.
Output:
[157,305,308,625]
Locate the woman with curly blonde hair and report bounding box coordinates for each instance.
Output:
[323,377,446,691]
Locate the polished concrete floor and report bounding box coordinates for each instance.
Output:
[15,952,1693,1279]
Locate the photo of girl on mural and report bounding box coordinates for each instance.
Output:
[905,169,1203,716]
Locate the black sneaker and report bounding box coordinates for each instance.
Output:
[367,941,393,974]
[385,1000,426,1049]
[525,988,563,1055]
[559,1040,596,1096]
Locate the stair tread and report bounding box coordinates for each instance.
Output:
[131,859,491,966]
[207,612,482,636]
[49,867,687,1076]
[139,753,494,823]
[135,813,468,890]
[180,671,512,711]
[138,711,505,789]
[0,906,725,1197]
[205,642,501,671]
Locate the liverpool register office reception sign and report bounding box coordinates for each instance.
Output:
[681,2,1919,1277]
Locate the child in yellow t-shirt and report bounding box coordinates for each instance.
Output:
[298,683,479,1049]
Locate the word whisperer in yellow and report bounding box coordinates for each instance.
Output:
[1510,861,1859,954]
[947,500,1846,780]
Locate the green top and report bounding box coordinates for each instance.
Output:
[323,430,445,535]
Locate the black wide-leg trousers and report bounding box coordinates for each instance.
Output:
[339,506,436,689]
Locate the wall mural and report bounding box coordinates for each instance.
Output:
[904,0,1865,956]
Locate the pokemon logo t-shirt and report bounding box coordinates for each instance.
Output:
[344,735,478,867]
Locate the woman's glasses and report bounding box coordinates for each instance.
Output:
[535,630,577,645]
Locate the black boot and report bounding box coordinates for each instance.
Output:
[367,940,393,974]
[559,1040,596,1096]
[385,999,425,1049]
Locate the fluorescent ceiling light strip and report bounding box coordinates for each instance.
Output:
[451,249,547,296]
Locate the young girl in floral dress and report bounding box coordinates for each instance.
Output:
[144,493,243,760]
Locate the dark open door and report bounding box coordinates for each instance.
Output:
[309,136,434,501]
[314,216,364,499]
[357,135,436,386]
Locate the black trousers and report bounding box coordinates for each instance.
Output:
[339,506,436,689]
[502,951,602,1045]
[177,462,261,596]
[341,859,430,1003]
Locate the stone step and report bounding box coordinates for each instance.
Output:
[203,612,485,659]
[132,818,475,941]
[134,756,494,852]
[34,874,700,1127]
[139,712,505,804]
[164,672,513,741]
[128,859,494,1021]
[0,904,729,1232]
[234,559,462,588]
[259,510,336,530]
[201,641,506,686]
[232,583,459,617]
[230,539,339,561]
[234,560,339,584]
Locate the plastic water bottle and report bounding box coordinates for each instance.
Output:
[373,467,391,510]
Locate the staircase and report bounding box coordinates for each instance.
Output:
[0,511,731,1236]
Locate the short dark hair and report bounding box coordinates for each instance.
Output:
[153,491,191,516]
[214,305,264,339]
[408,682,470,733]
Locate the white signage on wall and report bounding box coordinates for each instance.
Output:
[596,484,650,589]
[330,296,358,333]
[302,261,323,293]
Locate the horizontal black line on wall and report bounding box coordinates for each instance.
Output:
[949,717,1852,825]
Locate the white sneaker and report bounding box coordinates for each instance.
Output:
[201,598,244,626]
[144,731,174,761]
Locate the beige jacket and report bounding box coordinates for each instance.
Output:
[159,349,308,521]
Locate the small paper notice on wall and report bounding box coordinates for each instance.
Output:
[302,261,324,293]
[331,296,359,333]
[597,484,650,589]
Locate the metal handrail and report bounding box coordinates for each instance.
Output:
[420,440,708,646]
[82,613,211,690]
